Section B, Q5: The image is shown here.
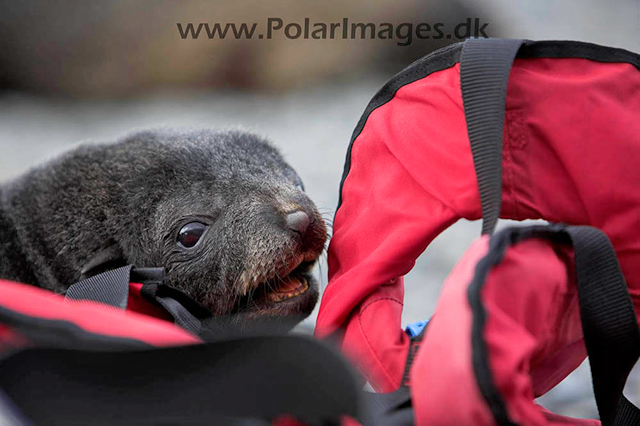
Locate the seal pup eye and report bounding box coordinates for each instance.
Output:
[177,222,207,248]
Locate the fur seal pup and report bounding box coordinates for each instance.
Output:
[0,129,327,323]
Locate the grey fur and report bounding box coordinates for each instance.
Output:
[0,129,326,321]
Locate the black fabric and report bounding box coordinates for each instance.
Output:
[467,224,640,425]
[0,335,362,426]
[614,396,640,426]
[361,386,413,426]
[460,38,524,236]
[65,265,133,309]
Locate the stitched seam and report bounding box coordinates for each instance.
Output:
[505,112,519,220]
[358,296,404,388]
[360,296,403,313]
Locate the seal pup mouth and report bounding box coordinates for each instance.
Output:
[267,275,309,302]
[231,259,318,315]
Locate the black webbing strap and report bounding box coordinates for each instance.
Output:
[65,266,207,336]
[130,267,164,286]
[469,224,640,425]
[65,265,132,309]
[460,38,524,235]
[140,282,212,336]
[155,295,201,335]
[564,226,640,426]
[0,335,361,426]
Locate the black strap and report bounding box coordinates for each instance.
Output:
[460,38,524,235]
[65,266,209,336]
[155,295,201,335]
[141,283,213,336]
[564,227,640,426]
[65,265,133,309]
[468,224,640,425]
[0,335,362,426]
[130,267,165,286]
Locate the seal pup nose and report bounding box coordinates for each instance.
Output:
[286,211,310,237]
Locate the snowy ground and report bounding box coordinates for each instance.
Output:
[1,77,637,418]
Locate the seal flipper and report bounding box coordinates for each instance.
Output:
[81,243,127,278]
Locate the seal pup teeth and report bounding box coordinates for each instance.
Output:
[0,129,327,326]
[269,276,310,302]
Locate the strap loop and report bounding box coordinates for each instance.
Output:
[65,266,207,336]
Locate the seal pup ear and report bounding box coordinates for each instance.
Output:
[80,243,127,278]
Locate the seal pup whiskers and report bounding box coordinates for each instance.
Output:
[0,129,327,323]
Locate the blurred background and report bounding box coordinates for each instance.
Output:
[0,0,638,419]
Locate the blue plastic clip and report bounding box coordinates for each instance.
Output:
[405,319,430,338]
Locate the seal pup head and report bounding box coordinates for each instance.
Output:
[1,129,327,323]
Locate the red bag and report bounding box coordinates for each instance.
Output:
[0,268,362,425]
[316,38,640,425]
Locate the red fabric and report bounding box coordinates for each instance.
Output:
[318,63,464,390]
[316,54,640,423]
[0,279,201,347]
